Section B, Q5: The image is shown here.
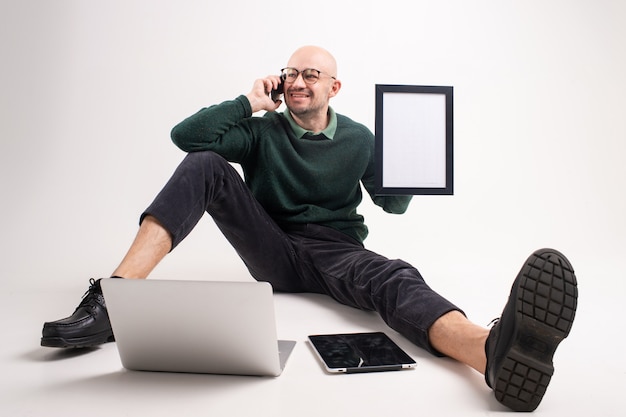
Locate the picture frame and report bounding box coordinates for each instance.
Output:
[374,84,453,195]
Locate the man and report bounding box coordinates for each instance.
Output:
[41,46,578,412]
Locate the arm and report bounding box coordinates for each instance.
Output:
[170,76,283,154]
[372,194,413,214]
[363,180,413,214]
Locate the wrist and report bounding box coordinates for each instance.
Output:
[245,96,258,113]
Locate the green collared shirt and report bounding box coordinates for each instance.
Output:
[283,107,338,140]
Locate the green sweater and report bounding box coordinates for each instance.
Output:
[170,95,412,243]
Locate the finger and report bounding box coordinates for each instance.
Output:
[267,75,282,91]
[258,78,271,95]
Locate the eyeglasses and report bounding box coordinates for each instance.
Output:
[280,67,336,85]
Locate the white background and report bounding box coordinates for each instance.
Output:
[1,1,625,416]
[2,0,625,291]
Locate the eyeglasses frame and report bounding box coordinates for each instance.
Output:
[280,67,337,85]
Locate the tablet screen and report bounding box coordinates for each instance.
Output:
[308,332,416,373]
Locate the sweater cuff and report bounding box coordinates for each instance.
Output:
[236,95,253,118]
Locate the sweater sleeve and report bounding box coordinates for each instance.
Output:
[170,95,255,160]
[372,194,413,214]
[363,177,413,214]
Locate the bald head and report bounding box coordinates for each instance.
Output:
[281,46,341,132]
[287,46,337,78]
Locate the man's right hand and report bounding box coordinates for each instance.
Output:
[246,76,283,113]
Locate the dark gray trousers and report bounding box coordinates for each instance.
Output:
[142,151,461,355]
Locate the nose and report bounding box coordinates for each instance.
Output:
[291,72,307,88]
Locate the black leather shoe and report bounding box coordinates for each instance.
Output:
[41,278,115,348]
[485,248,578,412]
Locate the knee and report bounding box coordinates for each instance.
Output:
[180,151,231,175]
[178,151,240,186]
[183,150,227,167]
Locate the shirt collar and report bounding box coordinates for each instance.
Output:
[284,107,337,140]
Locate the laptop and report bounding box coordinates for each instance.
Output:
[100,278,296,377]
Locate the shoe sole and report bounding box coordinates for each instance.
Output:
[493,248,578,412]
[40,331,115,348]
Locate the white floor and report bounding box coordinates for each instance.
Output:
[2,261,623,417]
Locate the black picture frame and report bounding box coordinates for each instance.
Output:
[374,84,453,195]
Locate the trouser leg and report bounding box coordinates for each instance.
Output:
[141,151,303,292]
[287,224,463,355]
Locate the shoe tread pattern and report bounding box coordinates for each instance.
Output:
[520,251,577,336]
[494,249,578,412]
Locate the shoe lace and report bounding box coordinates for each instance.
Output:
[76,278,104,312]
[487,318,500,327]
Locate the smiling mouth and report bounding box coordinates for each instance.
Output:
[288,90,310,99]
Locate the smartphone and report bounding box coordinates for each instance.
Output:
[271,79,284,102]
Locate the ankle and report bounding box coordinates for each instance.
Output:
[429,311,489,373]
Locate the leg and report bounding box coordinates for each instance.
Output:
[285,224,462,355]
[141,151,302,291]
[288,227,579,411]
[42,151,299,348]
[121,151,307,285]
[111,215,172,279]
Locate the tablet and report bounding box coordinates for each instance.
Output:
[308,332,417,374]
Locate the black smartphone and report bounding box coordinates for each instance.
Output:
[271,79,284,102]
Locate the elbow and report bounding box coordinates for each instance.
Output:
[383,204,408,215]
[170,124,192,152]
[380,195,412,214]
[170,124,183,146]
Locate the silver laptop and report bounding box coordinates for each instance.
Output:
[100,278,295,377]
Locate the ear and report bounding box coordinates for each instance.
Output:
[328,79,342,99]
